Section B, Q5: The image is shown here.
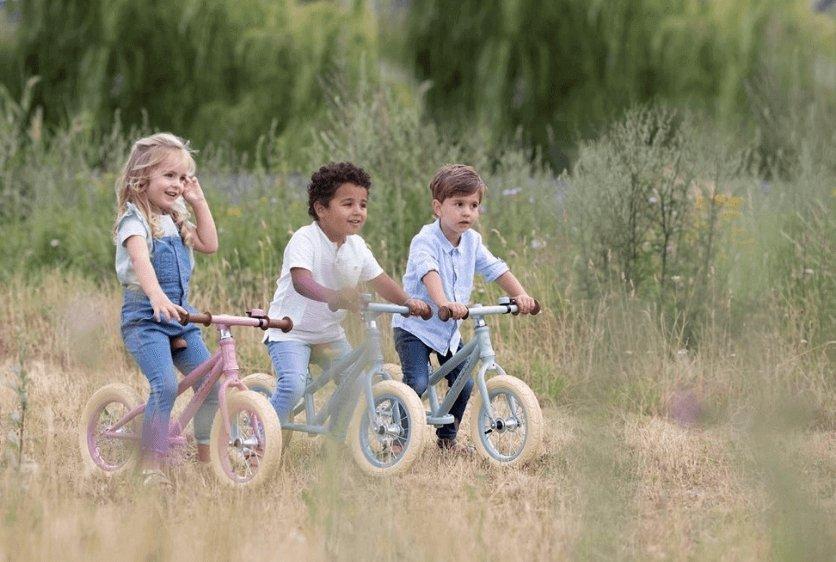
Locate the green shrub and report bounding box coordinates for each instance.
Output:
[406,0,834,169]
[0,0,378,152]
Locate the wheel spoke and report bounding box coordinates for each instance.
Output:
[479,390,528,462]
[360,395,410,468]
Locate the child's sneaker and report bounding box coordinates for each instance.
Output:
[387,441,405,458]
[436,438,475,456]
[141,468,173,488]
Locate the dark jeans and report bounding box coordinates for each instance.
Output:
[394,327,474,441]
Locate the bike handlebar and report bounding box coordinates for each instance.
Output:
[438,299,541,322]
[328,300,432,320]
[180,310,293,332]
[365,302,432,320]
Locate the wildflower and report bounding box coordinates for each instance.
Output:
[530,238,546,250]
[49,239,60,247]
[501,187,521,197]
[804,268,814,276]
[226,206,242,217]
[648,196,658,204]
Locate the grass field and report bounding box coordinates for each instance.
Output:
[0,89,833,559]
[0,270,832,561]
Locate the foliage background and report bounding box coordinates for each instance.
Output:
[0,1,833,559]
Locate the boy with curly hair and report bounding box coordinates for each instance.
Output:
[264,162,429,423]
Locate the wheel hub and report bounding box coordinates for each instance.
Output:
[489,417,520,434]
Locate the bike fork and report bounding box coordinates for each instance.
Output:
[475,362,508,425]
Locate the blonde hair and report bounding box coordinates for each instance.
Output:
[113,132,196,245]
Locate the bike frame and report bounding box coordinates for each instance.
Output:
[282,302,408,437]
[424,302,522,426]
[100,313,283,448]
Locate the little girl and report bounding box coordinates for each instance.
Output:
[114,133,219,485]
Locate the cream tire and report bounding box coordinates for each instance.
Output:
[469,375,543,467]
[209,390,282,488]
[239,372,297,451]
[79,383,143,476]
[380,363,403,382]
[347,380,426,476]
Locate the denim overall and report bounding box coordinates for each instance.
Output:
[121,234,217,457]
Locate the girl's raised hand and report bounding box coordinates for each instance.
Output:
[182,176,206,206]
[150,293,188,323]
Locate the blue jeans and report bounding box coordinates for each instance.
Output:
[121,236,218,456]
[394,327,473,441]
[265,338,351,423]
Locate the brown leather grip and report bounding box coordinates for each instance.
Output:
[438,306,469,322]
[181,311,212,326]
[269,316,294,332]
[404,308,432,320]
[511,298,542,315]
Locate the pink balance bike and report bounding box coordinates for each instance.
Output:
[78,309,292,488]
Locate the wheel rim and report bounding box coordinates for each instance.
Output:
[219,407,267,483]
[358,393,411,469]
[247,384,271,400]
[477,389,528,463]
[87,399,138,471]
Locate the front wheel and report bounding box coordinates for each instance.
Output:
[209,390,282,488]
[469,375,543,467]
[239,372,296,451]
[79,383,143,475]
[347,380,426,476]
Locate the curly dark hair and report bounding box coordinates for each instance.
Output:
[307,162,372,219]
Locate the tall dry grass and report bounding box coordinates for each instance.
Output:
[0,267,832,560]
[0,84,833,558]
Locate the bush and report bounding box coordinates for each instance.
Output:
[0,0,378,152]
[406,0,834,169]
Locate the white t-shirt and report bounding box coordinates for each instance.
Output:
[115,202,191,289]
[264,222,384,344]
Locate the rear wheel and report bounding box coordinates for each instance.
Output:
[469,375,543,467]
[209,390,282,488]
[240,372,297,450]
[79,383,142,475]
[347,380,426,476]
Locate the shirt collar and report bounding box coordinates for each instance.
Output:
[313,221,340,250]
[431,219,459,254]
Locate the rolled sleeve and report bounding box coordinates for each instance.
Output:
[116,204,151,251]
[117,216,147,246]
[475,241,509,282]
[409,238,440,280]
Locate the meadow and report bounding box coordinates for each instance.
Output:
[0,83,833,559]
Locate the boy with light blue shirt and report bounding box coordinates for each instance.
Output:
[392,164,536,452]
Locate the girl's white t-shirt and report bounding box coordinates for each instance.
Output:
[264,222,383,344]
[115,202,190,289]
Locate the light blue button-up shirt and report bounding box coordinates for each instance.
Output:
[392,220,509,355]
